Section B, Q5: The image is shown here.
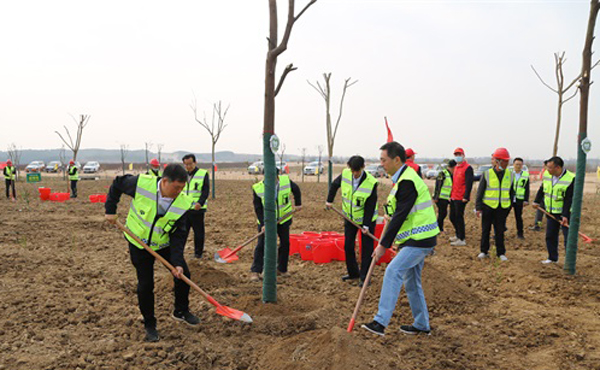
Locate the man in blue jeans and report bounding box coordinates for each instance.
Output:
[362,141,439,337]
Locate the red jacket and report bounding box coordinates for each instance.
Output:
[451,161,474,201]
[406,159,420,174]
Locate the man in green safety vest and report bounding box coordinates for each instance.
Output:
[433,159,456,234]
[68,160,79,198]
[104,164,199,342]
[250,168,302,282]
[475,148,514,261]
[326,155,378,287]
[182,154,210,259]
[533,156,575,264]
[3,159,16,200]
[362,141,439,337]
[511,157,530,239]
[147,158,162,177]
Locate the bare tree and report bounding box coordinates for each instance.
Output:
[308,73,357,186]
[156,143,164,163]
[58,145,66,181]
[299,147,307,182]
[144,142,152,172]
[262,0,318,302]
[120,144,129,175]
[531,53,599,156]
[317,144,324,184]
[55,114,90,162]
[191,99,230,199]
[6,143,22,180]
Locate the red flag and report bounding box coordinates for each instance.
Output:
[385,117,393,142]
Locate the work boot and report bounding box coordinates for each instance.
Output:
[171,310,200,326]
[144,325,160,342]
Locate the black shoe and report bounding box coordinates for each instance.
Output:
[194,253,203,259]
[144,325,160,342]
[358,279,370,288]
[172,310,200,326]
[342,275,359,282]
[361,321,385,336]
[517,234,525,240]
[400,325,430,335]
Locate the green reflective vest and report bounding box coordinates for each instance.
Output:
[148,168,162,177]
[483,168,513,209]
[340,169,378,225]
[183,168,208,210]
[439,169,452,200]
[512,170,529,201]
[386,166,440,246]
[4,166,15,180]
[543,170,575,214]
[125,175,194,251]
[68,165,79,181]
[253,175,293,225]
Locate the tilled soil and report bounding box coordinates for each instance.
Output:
[1,177,599,370]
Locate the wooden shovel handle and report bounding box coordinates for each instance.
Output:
[329,205,380,242]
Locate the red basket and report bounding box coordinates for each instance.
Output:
[38,187,51,201]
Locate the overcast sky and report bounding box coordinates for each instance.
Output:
[1,0,598,161]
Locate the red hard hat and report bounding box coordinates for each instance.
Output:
[405,148,416,158]
[6,159,12,165]
[150,158,160,166]
[492,148,510,161]
[453,147,465,155]
[69,160,75,165]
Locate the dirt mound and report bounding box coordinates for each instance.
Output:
[422,264,482,315]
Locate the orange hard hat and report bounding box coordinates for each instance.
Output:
[150,158,160,166]
[6,159,12,165]
[492,148,510,161]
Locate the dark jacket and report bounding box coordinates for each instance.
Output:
[105,174,188,267]
[380,166,437,249]
[253,179,302,227]
[475,168,516,211]
[534,170,574,218]
[186,168,210,211]
[327,171,378,227]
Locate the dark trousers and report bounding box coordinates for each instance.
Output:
[5,179,15,199]
[251,220,291,273]
[343,220,376,281]
[70,180,78,198]
[512,200,524,237]
[450,200,467,240]
[128,243,191,328]
[480,206,510,256]
[546,214,569,262]
[436,199,450,232]
[184,210,205,256]
[534,199,545,226]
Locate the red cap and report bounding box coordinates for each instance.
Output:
[453,147,465,155]
[492,148,510,161]
[405,148,416,157]
[6,159,12,165]
[69,160,75,165]
[150,158,160,166]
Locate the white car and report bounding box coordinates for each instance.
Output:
[83,161,100,173]
[365,164,387,178]
[247,161,264,175]
[25,161,45,173]
[419,164,430,176]
[303,161,324,176]
[426,164,447,179]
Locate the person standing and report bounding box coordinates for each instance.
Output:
[433,160,456,233]
[405,148,423,178]
[533,156,574,264]
[68,160,79,198]
[3,159,16,200]
[449,148,474,246]
[326,155,378,287]
[475,148,514,261]
[361,141,439,337]
[104,164,200,342]
[182,154,210,259]
[530,160,549,231]
[511,157,530,239]
[250,169,302,281]
[147,158,162,177]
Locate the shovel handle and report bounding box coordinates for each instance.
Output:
[535,206,593,241]
[114,220,221,308]
[329,205,380,243]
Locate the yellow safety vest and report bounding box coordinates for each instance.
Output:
[68,165,79,181]
[512,170,529,201]
[439,169,452,200]
[483,168,513,209]
[4,166,15,180]
[340,169,378,225]
[183,168,208,210]
[252,175,294,225]
[543,170,575,214]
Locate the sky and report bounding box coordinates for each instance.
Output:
[0,0,598,161]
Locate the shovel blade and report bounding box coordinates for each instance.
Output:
[214,248,239,264]
[216,305,253,323]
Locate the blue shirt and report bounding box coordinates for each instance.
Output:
[391,165,406,184]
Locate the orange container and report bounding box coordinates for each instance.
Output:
[312,240,335,264]
[298,239,314,261]
[333,237,346,261]
[89,194,99,203]
[97,194,107,203]
[38,187,51,201]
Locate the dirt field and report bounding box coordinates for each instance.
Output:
[1,175,600,370]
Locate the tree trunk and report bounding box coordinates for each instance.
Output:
[553,97,563,156]
[211,142,216,200]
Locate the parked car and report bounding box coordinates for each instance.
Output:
[45,161,63,173]
[419,164,430,176]
[83,161,100,173]
[276,161,290,174]
[474,164,493,181]
[426,164,447,179]
[247,161,264,175]
[303,161,324,176]
[365,164,387,178]
[25,161,45,173]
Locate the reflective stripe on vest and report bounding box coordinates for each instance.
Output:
[183,168,208,209]
[125,175,194,251]
[4,166,15,180]
[512,171,529,200]
[340,169,378,224]
[543,170,575,214]
[68,166,79,181]
[252,175,294,224]
[439,169,452,200]
[483,169,513,209]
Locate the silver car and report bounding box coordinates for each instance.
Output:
[247,161,264,175]
[303,161,324,176]
[365,164,386,178]
[83,161,100,173]
[25,161,45,173]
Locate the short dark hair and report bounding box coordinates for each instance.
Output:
[163,163,188,183]
[513,157,523,163]
[347,155,365,171]
[547,156,564,168]
[447,160,457,168]
[379,141,406,162]
[182,154,196,163]
[543,160,549,165]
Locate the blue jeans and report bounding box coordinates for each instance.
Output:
[374,246,434,331]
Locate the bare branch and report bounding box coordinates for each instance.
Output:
[531,65,558,93]
[275,63,298,97]
[332,78,357,144]
[563,87,579,103]
[294,0,317,21]
[272,0,317,57]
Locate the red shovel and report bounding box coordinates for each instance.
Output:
[214,210,296,264]
[536,206,594,243]
[114,220,253,323]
